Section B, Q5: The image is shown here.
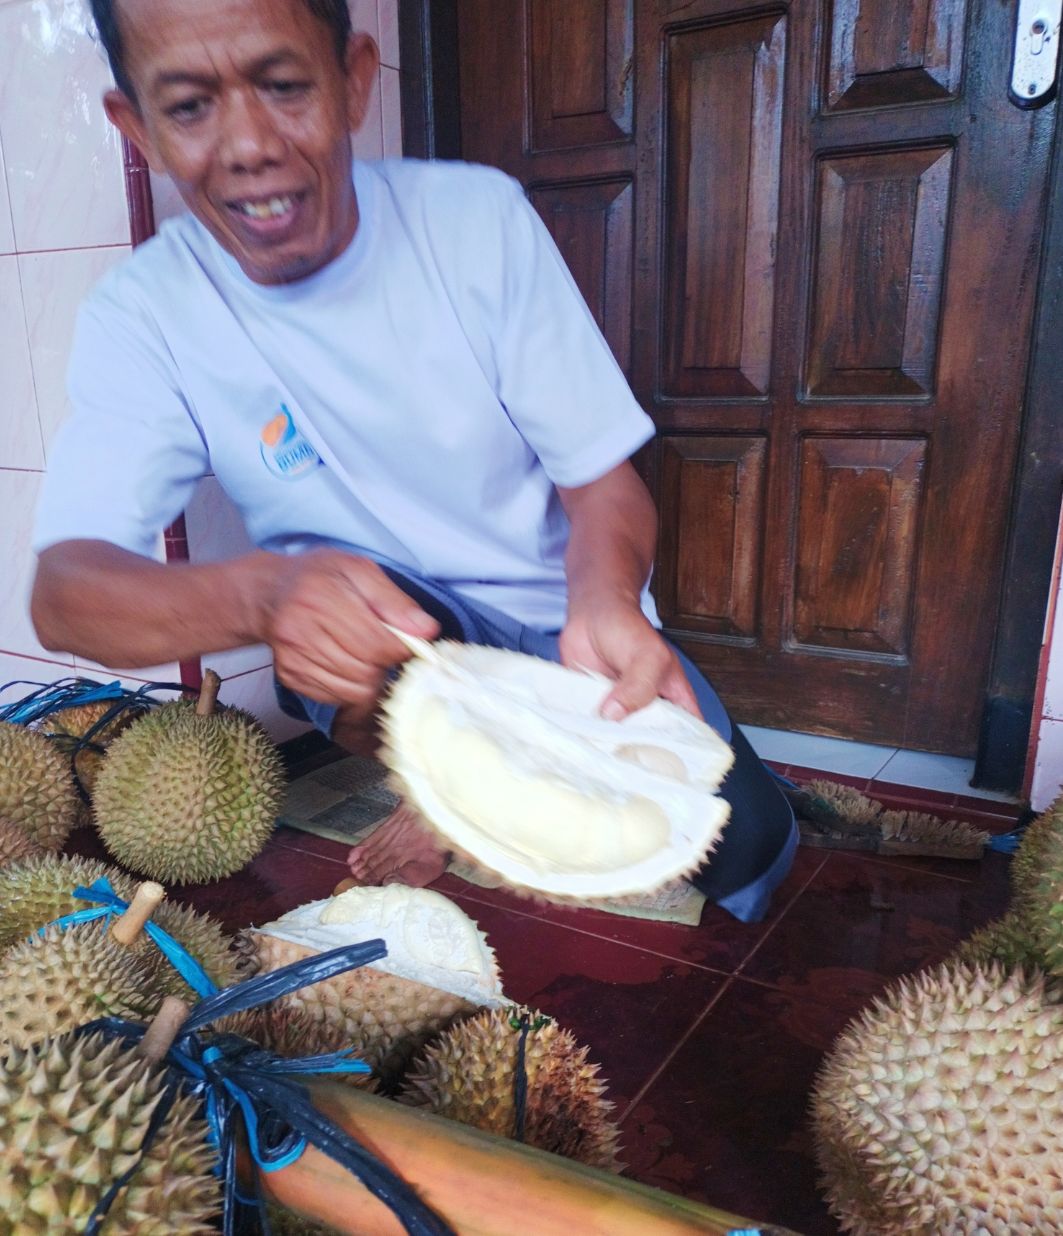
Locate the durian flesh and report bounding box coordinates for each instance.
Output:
[382,644,734,898]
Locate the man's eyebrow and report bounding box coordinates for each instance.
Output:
[151,50,308,92]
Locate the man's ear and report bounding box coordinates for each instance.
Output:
[104,89,164,172]
[344,33,381,133]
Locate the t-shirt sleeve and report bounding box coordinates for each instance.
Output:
[33,291,210,558]
[488,176,654,488]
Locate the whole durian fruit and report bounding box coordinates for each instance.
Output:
[812,961,1063,1235]
[400,1006,622,1170]
[0,919,159,1049]
[0,853,134,950]
[0,817,44,868]
[0,1029,220,1231]
[381,638,733,900]
[240,884,505,1090]
[953,907,1051,972]
[42,698,144,824]
[93,670,285,884]
[1012,794,1063,973]
[0,720,78,851]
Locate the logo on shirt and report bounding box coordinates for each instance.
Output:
[260,405,323,481]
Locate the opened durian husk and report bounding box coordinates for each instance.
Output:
[240,883,505,1089]
[380,637,734,900]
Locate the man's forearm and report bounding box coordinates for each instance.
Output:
[32,540,274,668]
[559,462,657,613]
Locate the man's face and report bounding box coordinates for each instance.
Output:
[107,0,378,285]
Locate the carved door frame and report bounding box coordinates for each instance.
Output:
[397,0,1063,793]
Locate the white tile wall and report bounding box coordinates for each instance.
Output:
[0,254,44,470]
[381,66,403,157]
[19,245,129,455]
[0,469,72,663]
[1043,583,1063,721]
[378,0,401,69]
[0,127,15,255]
[352,69,385,162]
[0,0,129,252]
[350,0,380,43]
[1032,717,1063,811]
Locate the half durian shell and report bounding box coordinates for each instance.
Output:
[380,641,734,899]
[241,884,505,1088]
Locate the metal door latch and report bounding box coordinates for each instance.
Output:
[1011,0,1062,107]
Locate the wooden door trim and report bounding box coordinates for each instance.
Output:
[976,104,1063,791]
[403,0,1063,794]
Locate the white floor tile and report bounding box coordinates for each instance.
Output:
[877,747,1019,802]
[741,724,897,778]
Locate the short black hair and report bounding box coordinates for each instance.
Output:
[90,0,353,98]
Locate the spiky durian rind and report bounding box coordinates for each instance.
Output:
[400,1005,622,1171]
[0,720,78,851]
[1013,795,1063,975]
[0,1030,220,1231]
[0,853,135,951]
[0,817,45,868]
[812,961,1063,1236]
[93,699,285,884]
[954,909,1052,974]
[239,932,479,1090]
[0,920,160,1049]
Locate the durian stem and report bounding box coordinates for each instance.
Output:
[139,996,190,1063]
[111,881,166,945]
[332,877,357,896]
[196,669,222,717]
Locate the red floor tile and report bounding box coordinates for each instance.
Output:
[620,974,853,1236]
[740,850,1013,989]
[432,845,828,975]
[439,890,728,1115]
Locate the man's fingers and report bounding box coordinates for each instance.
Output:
[660,663,702,718]
[347,559,440,642]
[600,648,671,721]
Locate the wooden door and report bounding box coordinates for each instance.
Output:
[457,0,1057,754]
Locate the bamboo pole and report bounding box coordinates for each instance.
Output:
[252,1080,800,1236]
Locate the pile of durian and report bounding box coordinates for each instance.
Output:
[812,792,1063,1234]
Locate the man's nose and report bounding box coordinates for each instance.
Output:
[218,91,285,172]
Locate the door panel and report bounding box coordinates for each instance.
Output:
[457,0,1056,753]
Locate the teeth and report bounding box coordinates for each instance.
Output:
[237,195,293,219]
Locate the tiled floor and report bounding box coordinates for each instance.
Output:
[67,770,1022,1235]
[743,725,1021,803]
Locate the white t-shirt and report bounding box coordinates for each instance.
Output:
[34,159,656,630]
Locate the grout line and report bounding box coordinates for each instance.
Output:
[870,748,900,779]
[617,976,737,1125]
[731,851,830,978]
[271,835,350,866]
[443,884,743,977]
[12,242,131,258]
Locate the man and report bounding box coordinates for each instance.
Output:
[31,0,795,919]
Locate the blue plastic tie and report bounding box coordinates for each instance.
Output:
[75,938,455,1236]
[988,828,1024,854]
[35,878,219,999]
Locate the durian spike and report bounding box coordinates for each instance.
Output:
[196,669,222,717]
[111,880,166,945]
[139,994,190,1063]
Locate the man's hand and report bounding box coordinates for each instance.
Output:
[560,598,700,720]
[261,550,439,723]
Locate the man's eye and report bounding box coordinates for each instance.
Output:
[265,80,310,97]
[167,97,209,122]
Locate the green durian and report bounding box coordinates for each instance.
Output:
[0,720,78,851]
[399,1006,622,1170]
[1012,794,1063,973]
[953,907,1052,973]
[0,1030,220,1231]
[93,671,285,884]
[812,961,1063,1235]
[0,853,134,951]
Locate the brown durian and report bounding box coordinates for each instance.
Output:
[0,1029,220,1231]
[239,884,505,1090]
[0,853,135,951]
[93,671,285,884]
[400,1006,622,1171]
[812,961,1063,1235]
[0,720,78,851]
[0,817,44,868]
